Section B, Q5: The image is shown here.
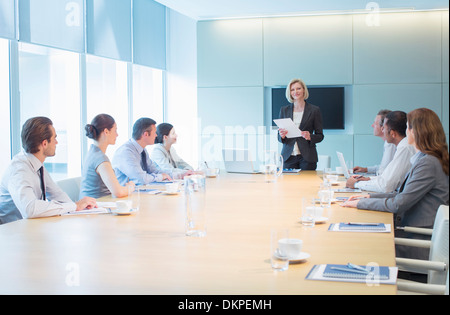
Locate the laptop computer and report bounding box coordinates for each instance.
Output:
[336,151,351,179]
[222,149,261,174]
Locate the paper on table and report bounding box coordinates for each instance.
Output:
[328,223,391,233]
[63,207,111,216]
[273,118,302,138]
[305,264,398,285]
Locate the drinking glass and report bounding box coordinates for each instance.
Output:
[301,197,316,227]
[318,183,334,208]
[184,174,207,237]
[270,228,289,271]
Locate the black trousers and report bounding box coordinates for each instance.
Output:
[284,154,317,170]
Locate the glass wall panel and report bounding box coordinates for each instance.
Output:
[0,1,16,39]
[132,64,164,125]
[19,0,84,52]
[0,39,11,177]
[86,0,132,62]
[86,54,129,158]
[133,0,166,69]
[18,43,81,180]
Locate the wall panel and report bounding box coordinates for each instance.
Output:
[197,19,263,87]
[263,15,353,86]
[354,12,442,84]
[353,84,442,134]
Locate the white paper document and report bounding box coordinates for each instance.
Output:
[305,264,398,285]
[63,207,111,216]
[273,118,302,138]
[62,202,116,216]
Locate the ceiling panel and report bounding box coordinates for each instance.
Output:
[155,0,448,20]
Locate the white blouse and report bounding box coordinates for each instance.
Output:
[291,111,303,156]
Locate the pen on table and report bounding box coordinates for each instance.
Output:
[347,263,369,272]
[346,222,380,226]
[330,266,369,274]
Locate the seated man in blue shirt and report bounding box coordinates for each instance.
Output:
[112,117,172,185]
[0,117,97,225]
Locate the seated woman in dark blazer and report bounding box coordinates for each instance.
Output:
[277,78,324,170]
[343,108,449,260]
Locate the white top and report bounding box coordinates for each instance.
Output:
[355,137,416,193]
[0,152,75,224]
[367,141,397,175]
[150,143,193,177]
[291,111,303,156]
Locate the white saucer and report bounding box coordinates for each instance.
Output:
[288,252,310,263]
[330,181,340,185]
[314,217,328,224]
[299,217,328,224]
[112,208,138,216]
[164,191,179,195]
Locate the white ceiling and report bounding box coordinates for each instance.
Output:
[154,0,449,20]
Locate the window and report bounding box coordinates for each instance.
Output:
[0,39,11,177]
[132,64,164,124]
[18,43,81,181]
[85,54,129,158]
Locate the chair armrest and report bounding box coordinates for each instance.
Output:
[397,279,446,295]
[394,237,431,248]
[396,226,433,236]
[396,257,447,272]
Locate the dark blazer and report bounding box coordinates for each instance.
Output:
[277,102,324,163]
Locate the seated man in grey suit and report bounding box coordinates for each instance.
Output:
[112,117,172,186]
[0,117,97,225]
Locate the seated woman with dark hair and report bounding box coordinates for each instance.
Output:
[80,114,134,199]
[150,123,194,178]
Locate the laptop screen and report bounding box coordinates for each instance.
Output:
[222,149,259,174]
[336,151,350,179]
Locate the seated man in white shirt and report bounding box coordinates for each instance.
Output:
[0,117,97,225]
[353,109,396,176]
[346,111,416,193]
[113,117,172,186]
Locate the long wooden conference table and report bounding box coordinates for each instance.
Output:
[0,171,396,295]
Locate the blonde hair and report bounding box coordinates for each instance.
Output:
[407,108,449,176]
[285,78,309,103]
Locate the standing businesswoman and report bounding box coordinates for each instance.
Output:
[278,78,324,170]
[344,108,449,260]
[80,114,135,199]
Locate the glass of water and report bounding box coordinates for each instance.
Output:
[270,228,289,271]
[301,197,316,227]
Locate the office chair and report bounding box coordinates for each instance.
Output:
[57,177,82,202]
[395,205,449,295]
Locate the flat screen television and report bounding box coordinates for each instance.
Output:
[271,87,345,129]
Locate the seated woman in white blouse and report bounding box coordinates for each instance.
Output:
[150,123,194,179]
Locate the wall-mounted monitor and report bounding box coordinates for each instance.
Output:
[271,86,345,130]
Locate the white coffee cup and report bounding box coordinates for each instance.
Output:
[166,182,179,194]
[205,168,219,177]
[336,166,344,175]
[306,206,323,218]
[326,174,338,182]
[115,200,132,212]
[278,238,303,259]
